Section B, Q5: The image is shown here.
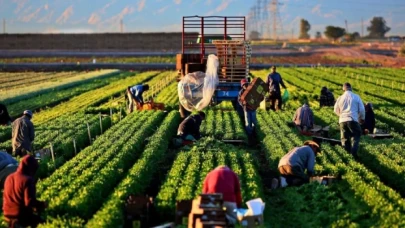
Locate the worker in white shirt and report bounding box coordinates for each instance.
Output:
[334,82,365,159]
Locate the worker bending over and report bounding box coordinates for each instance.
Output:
[127,84,149,113]
[3,155,47,227]
[361,102,375,135]
[293,102,314,134]
[0,103,12,126]
[334,82,365,158]
[238,79,257,137]
[203,165,242,225]
[266,66,287,111]
[12,110,34,157]
[272,140,320,188]
[319,86,335,107]
[0,152,18,189]
[177,111,205,142]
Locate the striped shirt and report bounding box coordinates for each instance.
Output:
[334,91,365,123]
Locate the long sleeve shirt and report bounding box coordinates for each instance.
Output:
[3,155,46,218]
[334,91,365,123]
[203,166,242,207]
[278,146,315,175]
[130,85,146,103]
[12,116,35,152]
[177,114,203,139]
[293,104,314,128]
[319,91,335,107]
[266,72,286,94]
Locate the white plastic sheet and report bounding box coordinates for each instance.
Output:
[178,54,219,111]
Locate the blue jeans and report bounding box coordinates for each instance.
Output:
[340,121,362,156]
[244,110,257,135]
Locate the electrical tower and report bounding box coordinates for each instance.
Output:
[269,0,284,40]
[247,0,284,40]
[120,19,124,33]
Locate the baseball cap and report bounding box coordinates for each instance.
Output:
[23,110,33,117]
[304,140,321,153]
[240,79,248,87]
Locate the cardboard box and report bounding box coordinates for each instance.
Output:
[310,176,337,185]
[239,214,264,228]
[236,198,265,228]
[34,148,51,160]
[241,78,269,110]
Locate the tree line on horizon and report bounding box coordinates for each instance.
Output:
[249,17,394,42]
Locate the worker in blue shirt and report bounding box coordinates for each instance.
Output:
[127,84,149,113]
[272,140,321,188]
[266,66,287,111]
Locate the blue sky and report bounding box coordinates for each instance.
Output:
[0,0,404,37]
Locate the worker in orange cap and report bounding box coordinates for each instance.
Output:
[238,79,257,138]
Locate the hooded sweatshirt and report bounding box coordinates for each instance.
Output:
[3,155,46,218]
[203,166,242,207]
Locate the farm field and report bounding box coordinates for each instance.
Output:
[1,68,405,227]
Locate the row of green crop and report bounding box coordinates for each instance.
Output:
[155,81,178,108]
[96,71,177,111]
[155,137,264,219]
[32,71,158,125]
[0,72,81,91]
[255,110,405,226]
[200,109,247,141]
[0,112,111,178]
[85,111,180,227]
[37,111,165,225]
[0,70,119,105]
[5,72,130,118]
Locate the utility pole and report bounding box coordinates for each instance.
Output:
[2,18,5,34]
[361,18,364,37]
[345,20,348,33]
[120,19,123,33]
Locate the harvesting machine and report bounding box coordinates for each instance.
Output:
[176,16,252,110]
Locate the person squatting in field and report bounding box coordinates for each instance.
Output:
[127,84,150,113]
[203,165,242,225]
[266,66,287,111]
[293,102,314,134]
[238,78,257,136]
[319,86,335,107]
[3,155,47,228]
[177,111,205,142]
[334,82,365,159]
[361,102,375,135]
[272,140,321,188]
[12,110,35,157]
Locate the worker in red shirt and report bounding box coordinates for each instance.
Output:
[202,165,242,225]
[3,155,47,227]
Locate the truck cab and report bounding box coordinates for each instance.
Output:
[176,16,251,107]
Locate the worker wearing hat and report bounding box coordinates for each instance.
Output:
[238,78,258,138]
[266,66,287,111]
[12,110,35,157]
[272,140,321,188]
[334,82,365,158]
